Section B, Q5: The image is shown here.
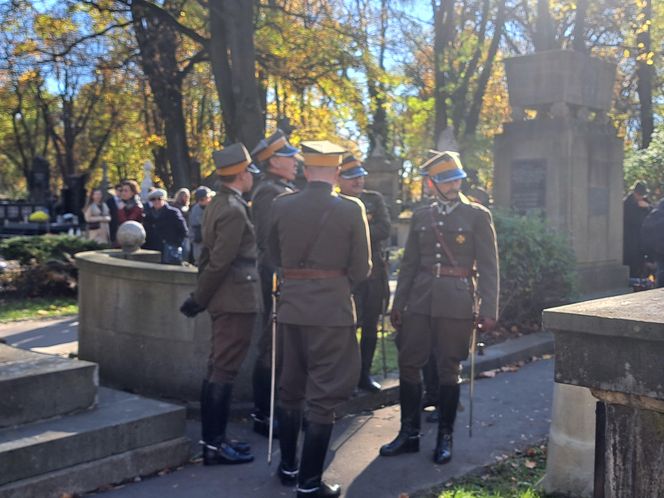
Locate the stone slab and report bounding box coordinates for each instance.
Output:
[0,344,97,428]
[0,437,190,498]
[0,387,185,485]
[461,331,553,373]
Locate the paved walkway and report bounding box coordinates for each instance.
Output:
[1,317,554,497]
[95,358,553,498]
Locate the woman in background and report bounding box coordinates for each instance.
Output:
[83,188,111,244]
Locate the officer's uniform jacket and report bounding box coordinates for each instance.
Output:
[251,173,295,267]
[194,185,262,316]
[393,193,498,320]
[268,181,372,327]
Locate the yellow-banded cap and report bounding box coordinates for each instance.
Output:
[340,154,368,179]
[213,143,260,176]
[250,129,299,163]
[300,140,345,167]
[420,150,466,183]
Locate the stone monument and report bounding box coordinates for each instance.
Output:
[28,156,51,207]
[543,289,664,498]
[493,50,628,294]
[140,160,154,202]
[362,140,401,220]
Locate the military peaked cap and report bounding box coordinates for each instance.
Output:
[300,140,346,167]
[339,154,368,179]
[251,129,301,163]
[213,143,260,176]
[420,150,467,183]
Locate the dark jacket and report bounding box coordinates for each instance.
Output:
[143,203,188,253]
[359,189,391,278]
[194,185,262,316]
[268,181,372,326]
[105,196,119,242]
[623,193,651,268]
[251,173,295,267]
[393,193,499,320]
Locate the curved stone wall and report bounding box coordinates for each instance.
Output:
[76,250,259,402]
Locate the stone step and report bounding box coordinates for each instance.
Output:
[0,437,190,498]
[0,387,187,486]
[0,344,97,428]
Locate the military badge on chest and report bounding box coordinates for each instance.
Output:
[455,233,466,245]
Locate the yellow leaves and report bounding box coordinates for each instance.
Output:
[146,135,166,148]
[623,49,630,58]
[34,14,77,40]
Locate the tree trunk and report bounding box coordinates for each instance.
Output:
[208,0,264,149]
[636,0,654,149]
[131,0,192,189]
[572,0,587,52]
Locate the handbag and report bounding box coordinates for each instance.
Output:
[162,242,183,265]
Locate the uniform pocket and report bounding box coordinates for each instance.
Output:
[231,265,259,284]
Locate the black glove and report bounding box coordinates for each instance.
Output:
[180,295,205,318]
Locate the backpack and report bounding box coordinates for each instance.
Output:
[640,202,664,259]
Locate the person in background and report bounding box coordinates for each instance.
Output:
[143,188,188,264]
[623,180,651,280]
[189,186,215,265]
[173,188,191,216]
[117,180,144,227]
[249,129,300,437]
[337,154,391,393]
[83,188,111,244]
[106,183,122,243]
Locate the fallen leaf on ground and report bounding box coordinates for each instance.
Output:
[479,369,498,378]
[524,459,537,469]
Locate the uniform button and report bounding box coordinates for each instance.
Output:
[246,275,252,281]
[435,243,441,248]
[438,221,444,226]
[436,253,442,259]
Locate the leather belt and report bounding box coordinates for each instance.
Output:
[420,264,473,278]
[283,268,347,280]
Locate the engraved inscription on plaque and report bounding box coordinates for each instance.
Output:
[511,159,546,215]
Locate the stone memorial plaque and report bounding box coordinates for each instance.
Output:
[511,159,546,215]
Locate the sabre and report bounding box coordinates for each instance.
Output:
[267,273,278,464]
[469,287,481,439]
[380,248,390,379]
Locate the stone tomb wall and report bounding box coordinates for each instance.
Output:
[76,250,260,402]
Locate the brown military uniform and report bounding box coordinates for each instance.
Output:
[393,193,498,385]
[268,181,371,423]
[194,185,262,383]
[251,174,295,364]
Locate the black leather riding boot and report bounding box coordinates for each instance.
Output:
[251,363,279,438]
[379,380,421,456]
[433,384,460,464]
[277,408,302,486]
[421,354,439,409]
[200,381,254,465]
[297,421,340,498]
[358,332,381,392]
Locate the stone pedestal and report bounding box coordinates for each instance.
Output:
[363,148,401,221]
[540,384,596,497]
[543,289,664,498]
[494,50,628,294]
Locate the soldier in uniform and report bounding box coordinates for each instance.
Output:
[180,143,261,466]
[249,129,300,437]
[337,154,391,392]
[268,141,371,498]
[380,150,498,465]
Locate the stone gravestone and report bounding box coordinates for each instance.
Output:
[493,50,628,294]
[362,140,401,220]
[28,156,51,207]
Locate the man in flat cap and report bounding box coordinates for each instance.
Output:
[268,140,371,498]
[249,129,300,438]
[338,154,391,393]
[180,143,261,466]
[380,150,498,465]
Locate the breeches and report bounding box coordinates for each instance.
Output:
[278,324,361,424]
[206,312,256,384]
[397,312,473,386]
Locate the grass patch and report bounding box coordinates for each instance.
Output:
[414,443,569,498]
[0,296,78,323]
[356,324,399,376]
